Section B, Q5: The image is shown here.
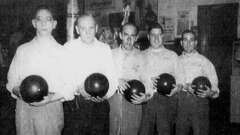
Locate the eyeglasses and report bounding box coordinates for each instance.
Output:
[35,17,54,22]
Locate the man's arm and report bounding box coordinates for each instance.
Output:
[6,48,23,99]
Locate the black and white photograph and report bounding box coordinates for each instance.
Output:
[0,0,240,135]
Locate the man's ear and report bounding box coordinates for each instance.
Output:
[194,40,198,48]
[52,20,57,29]
[180,40,183,47]
[135,35,139,42]
[95,24,98,33]
[75,26,79,35]
[32,19,37,29]
[119,32,123,40]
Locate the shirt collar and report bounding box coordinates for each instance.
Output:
[148,46,166,52]
[119,45,139,54]
[77,37,98,46]
[33,36,57,47]
[182,50,198,57]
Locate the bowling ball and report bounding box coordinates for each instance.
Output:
[20,75,48,103]
[156,73,176,95]
[192,76,211,94]
[123,79,145,104]
[84,73,109,97]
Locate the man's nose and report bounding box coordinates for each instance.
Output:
[40,20,47,26]
[127,37,132,42]
[186,40,192,45]
[86,30,91,34]
[154,37,159,42]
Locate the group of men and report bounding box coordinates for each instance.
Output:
[6,5,219,135]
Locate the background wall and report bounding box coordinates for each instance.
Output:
[157,0,240,38]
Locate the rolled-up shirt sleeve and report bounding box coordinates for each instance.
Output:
[103,48,118,99]
[204,60,219,98]
[6,47,23,98]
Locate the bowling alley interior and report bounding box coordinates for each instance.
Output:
[0,0,240,135]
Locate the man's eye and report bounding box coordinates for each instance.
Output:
[35,17,53,22]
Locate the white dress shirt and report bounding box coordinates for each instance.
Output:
[64,37,118,99]
[6,36,75,100]
[112,46,144,81]
[142,47,185,97]
[179,51,219,98]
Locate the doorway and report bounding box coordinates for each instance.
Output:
[198,3,239,135]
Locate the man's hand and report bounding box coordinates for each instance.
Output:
[151,76,160,89]
[85,96,105,103]
[12,87,21,98]
[75,83,85,96]
[166,84,182,97]
[117,79,130,94]
[195,86,214,98]
[131,93,151,104]
[76,83,105,103]
[29,93,54,107]
[183,83,195,94]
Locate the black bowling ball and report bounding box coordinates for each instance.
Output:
[84,73,109,97]
[123,79,145,104]
[192,76,211,94]
[156,73,176,95]
[20,75,48,103]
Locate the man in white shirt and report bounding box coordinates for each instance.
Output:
[109,23,148,135]
[139,23,184,135]
[62,14,118,135]
[6,5,71,135]
[176,30,219,135]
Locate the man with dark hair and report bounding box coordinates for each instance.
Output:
[6,5,69,135]
[139,23,184,135]
[176,29,219,135]
[148,23,164,33]
[109,23,148,135]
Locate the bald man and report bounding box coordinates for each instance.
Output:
[109,23,148,135]
[62,14,118,135]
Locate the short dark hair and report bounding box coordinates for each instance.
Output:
[148,23,164,33]
[32,5,57,20]
[181,29,197,40]
[120,23,138,35]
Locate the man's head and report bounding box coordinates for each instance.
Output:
[75,14,98,44]
[148,23,164,49]
[32,5,57,37]
[120,23,138,50]
[181,30,197,53]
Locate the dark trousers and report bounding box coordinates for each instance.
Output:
[176,91,209,135]
[0,90,16,135]
[62,95,110,135]
[138,93,178,135]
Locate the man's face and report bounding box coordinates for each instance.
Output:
[181,33,197,53]
[76,16,97,44]
[32,9,56,37]
[148,28,163,48]
[120,25,137,50]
